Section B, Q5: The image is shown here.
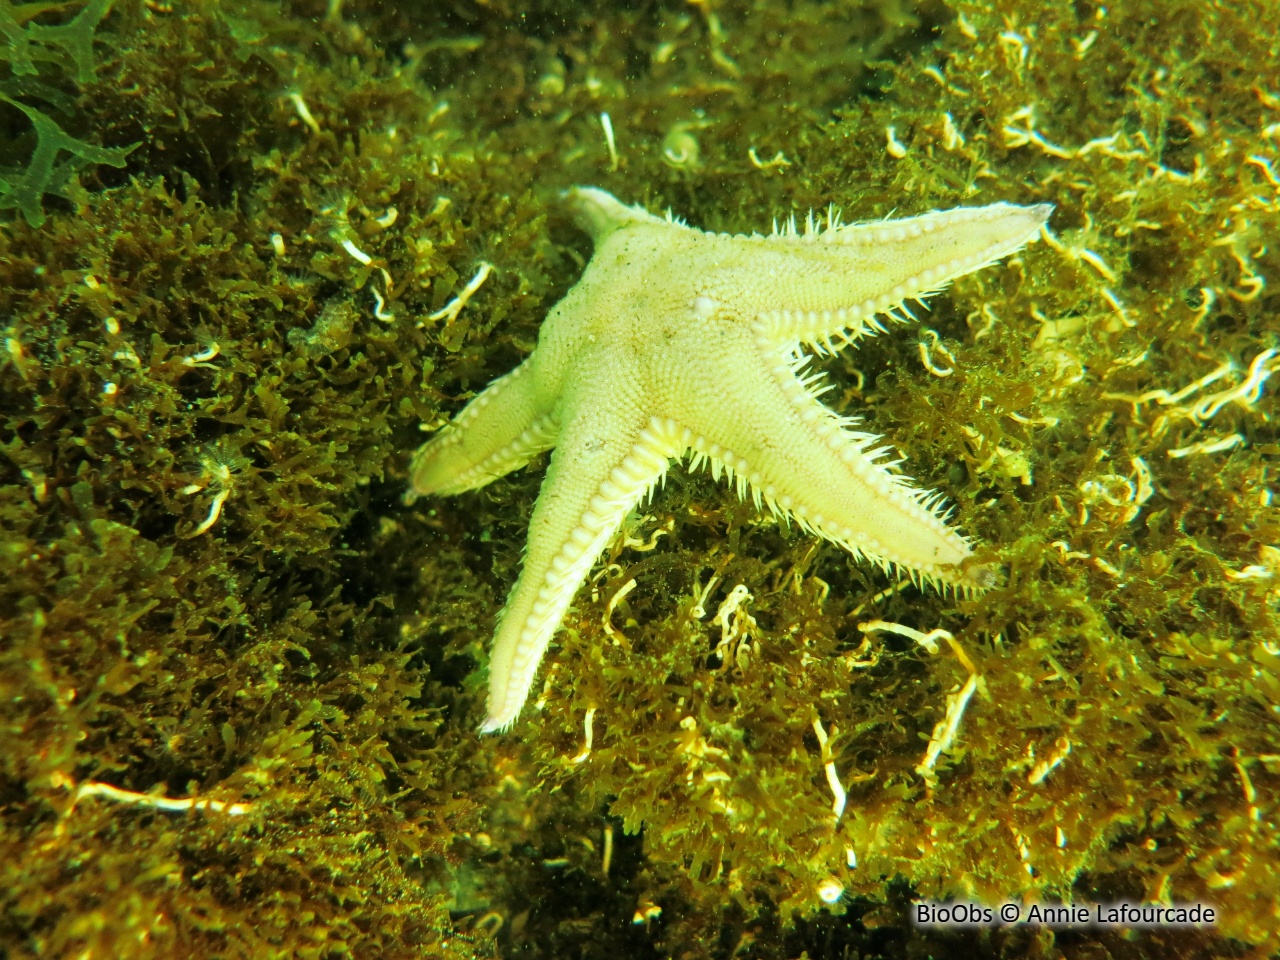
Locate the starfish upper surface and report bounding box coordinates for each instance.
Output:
[409,187,1051,732]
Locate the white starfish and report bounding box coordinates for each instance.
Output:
[407,187,1051,732]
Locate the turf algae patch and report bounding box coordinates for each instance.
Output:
[2,0,1278,958]
[0,1,543,954]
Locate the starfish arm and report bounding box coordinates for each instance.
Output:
[671,347,984,590]
[407,359,558,498]
[481,411,681,732]
[564,186,667,242]
[733,202,1052,352]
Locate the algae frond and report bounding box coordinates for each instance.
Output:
[0,0,137,227]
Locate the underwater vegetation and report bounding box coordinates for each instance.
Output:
[0,0,1277,957]
[0,0,137,226]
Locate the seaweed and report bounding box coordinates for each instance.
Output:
[0,0,138,226]
[1,0,1277,958]
[1,0,111,83]
[0,93,134,226]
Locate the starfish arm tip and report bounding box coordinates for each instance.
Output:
[565,185,664,240]
[955,557,1001,593]
[407,364,557,497]
[478,714,513,735]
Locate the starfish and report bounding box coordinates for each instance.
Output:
[408,187,1051,732]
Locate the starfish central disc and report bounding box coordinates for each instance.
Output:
[408,187,1052,732]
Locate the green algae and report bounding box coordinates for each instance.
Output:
[1,0,1278,958]
[0,0,138,226]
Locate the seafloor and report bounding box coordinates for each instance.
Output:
[1,0,1278,957]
